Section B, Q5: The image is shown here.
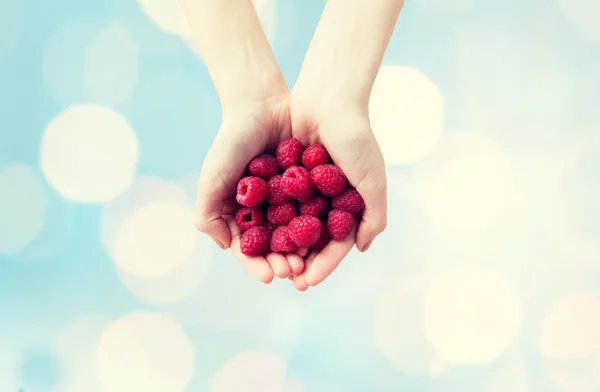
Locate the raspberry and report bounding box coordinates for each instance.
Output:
[310,164,348,197]
[267,203,298,225]
[249,154,280,180]
[299,195,329,220]
[265,221,278,235]
[288,216,322,247]
[235,206,266,231]
[331,188,365,213]
[302,144,330,171]
[267,175,290,205]
[327,210,354,241]
[281,166,312,202]
[270,226,298,253]
[240,226,271,256]
[276,138,303,169]
[312,227,331,250]
[236,176,268,207]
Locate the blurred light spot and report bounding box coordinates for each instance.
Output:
[548,360,599,392]
[370,66,444,164]
[375,279,435,374]
[113,202,196,277]
[424,267,522,365]
[41,104,139,203]
[483,355,528,392]
[0,352,19,391]
[53,317,108,392]
[555,0,600,42]
[84,22,139,105]
[540,293,600,361]
[284,379,307,392]
[411,131,515,232]
[18,348,62,390]
[212,351,287,392]
[0,164,47,255]
[137,0,191,36]
[429,355,451,376]
[96,311,194,392]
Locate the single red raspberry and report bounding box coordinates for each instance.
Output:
[267,175,291,205]
[281,166,313,202]
[267,203,298,225]
[331,188,365,213]
[249,154,280,180]
[312,226,331,250]
[270,226,298,253]
[310,164,348,197]
[265,221,278,235]
[288,216,322,247]
[299,195,329,220]
[240,226,270,256]
[235,206,266,231]
[302,144,330,171]
[327,210,354,241]
[276,138,303,169]
[236,176,268,207]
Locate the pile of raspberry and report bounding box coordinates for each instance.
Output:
[235,138,365,256]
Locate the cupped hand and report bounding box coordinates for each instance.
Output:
[194,95,305,283]
[289,95,388,291]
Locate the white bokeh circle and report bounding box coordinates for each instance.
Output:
[0,164,47,254]
[540,293,600,361]
[0,351,19,392]
[423,267,522,365]
[96,311,194,392]
[483,355,529,392]
[136,0,191,36]
[212,351,287,392]
[84,22,139,105]
[555,0,600,42]
[370,66,445,164]
[41,104,139,204]
[410,131,515,232]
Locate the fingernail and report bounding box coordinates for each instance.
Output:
[213,239,225,249]
[361,241,373,252]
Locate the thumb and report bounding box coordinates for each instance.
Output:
[193,202,232,250]
[354,165,387,252]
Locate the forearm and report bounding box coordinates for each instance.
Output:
[179,0,286,107]
[295,0,404,106]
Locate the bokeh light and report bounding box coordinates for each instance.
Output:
[0,352,19,392]
[555,0,600,42]
[540,293,600,361]
[0,164,47,255]
[212,351,287,392]
[410,131,515,233]
[483,355,529,392]
[41,104,139,204]
[370,65,445,164]
[84,22,139,105]
[96,311,194,392]
[424,267,522,365]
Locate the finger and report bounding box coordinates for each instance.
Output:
[295,247,309,257]
[226,217,274,284]
[286,253,305,276]
[293,251,317,292]
[354,168,387,252]
[288,275,294,281]
[266,253,291,279]
[305,224,356,287]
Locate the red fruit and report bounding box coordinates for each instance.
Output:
[312,227,331,250]
[267,175,291,205]
[281,166,313,202]
[267,203,298,226]
[327,210,354,241]
[288,216,322,247]
[310,164,348,197]
[302,144,330,171]
[276,138,303,169]
[235,206,266,231]
[331,188,365,214]
[249,154,280,180]
[299,195,329,220]
[240,226,271,256]
[236,176,268,207]
[270,226,298,253]
[265,222,278,235]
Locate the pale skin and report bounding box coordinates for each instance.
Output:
[179,0,404,290]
